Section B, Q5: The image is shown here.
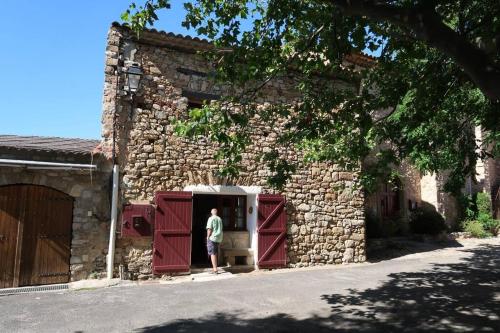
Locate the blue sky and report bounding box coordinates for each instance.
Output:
[0,1,192,139]
[0,1,378,140]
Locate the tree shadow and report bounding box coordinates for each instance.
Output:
[366,237,463,263]
[135,244,499,333]
[136,312,332,333]
[322,244,500,332]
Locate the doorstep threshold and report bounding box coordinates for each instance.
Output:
[0,283,68,296]
[190,269,234,283]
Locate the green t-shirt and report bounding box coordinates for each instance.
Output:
[206,215,223,243]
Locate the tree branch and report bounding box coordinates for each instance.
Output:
[329,0,500,101]
[238,24,326,103]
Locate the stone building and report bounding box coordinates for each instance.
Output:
[102,23,366,279]
[0,135,111,288]
[1,23,497,288]
[365,129,500,236]
[472,127,500,218]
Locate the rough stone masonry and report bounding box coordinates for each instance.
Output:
[101,23,365,279]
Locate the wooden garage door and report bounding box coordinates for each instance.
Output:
[0,185,23,288]
[0,185,73,288]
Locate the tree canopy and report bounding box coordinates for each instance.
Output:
[122,0,500,193]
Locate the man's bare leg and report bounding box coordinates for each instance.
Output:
[210,254,218,273]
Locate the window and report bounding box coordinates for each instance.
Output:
[187,100,203,110]
[182,90,220,111]
[217,195,247,231]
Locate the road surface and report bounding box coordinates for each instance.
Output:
[1,238,499,332]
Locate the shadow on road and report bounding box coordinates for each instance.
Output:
[366,238,463,263]
[135,244,499,333]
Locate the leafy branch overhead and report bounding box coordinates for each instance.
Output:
[123,0,499,193]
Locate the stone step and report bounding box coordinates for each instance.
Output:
[190,269,234,282]
[221,248,253,256]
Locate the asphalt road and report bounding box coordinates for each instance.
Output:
[1,238,499,333]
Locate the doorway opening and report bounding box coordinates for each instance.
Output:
[191,193,250,269]
[191,194,217,267]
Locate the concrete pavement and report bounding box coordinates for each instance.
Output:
[1,238,499,333]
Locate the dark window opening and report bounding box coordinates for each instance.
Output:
[177,67,208,77]
[235,256,247,266]
[182,90,220,103]
[218,195,247,231]
[188,100,203,110]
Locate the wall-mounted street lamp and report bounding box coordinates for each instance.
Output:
[108,61,143,279]
[125,62,143,94]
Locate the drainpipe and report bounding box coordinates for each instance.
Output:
[105,58,141,279]
[106,63,121,280]
[107,164,119,279]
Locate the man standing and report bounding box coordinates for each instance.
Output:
[206,208,223,274]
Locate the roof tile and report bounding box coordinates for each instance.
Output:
[0,135,100,155]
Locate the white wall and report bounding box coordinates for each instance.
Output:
[246,194,258,267]
[420,173,438,207]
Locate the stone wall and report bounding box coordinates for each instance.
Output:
[102,24,365,279]
[485,158,500,194]
[419,171,459,227]
[0,150,111,281]
[435,173,459,226]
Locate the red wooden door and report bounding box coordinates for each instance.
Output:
[153,191,192,274]
[257,194,287,268]
[380,182,401,219]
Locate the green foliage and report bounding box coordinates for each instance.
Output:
[457,194,477,221]
[476,192,492,216]
[462,220,490,238]
[477,213,500,235]
[122,1,500,191]
[174,102,251,178]
[409,204,447,235]
[121,0,170,36]
[458,192,499,236]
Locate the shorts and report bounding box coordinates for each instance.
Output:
[207,239,219,255]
